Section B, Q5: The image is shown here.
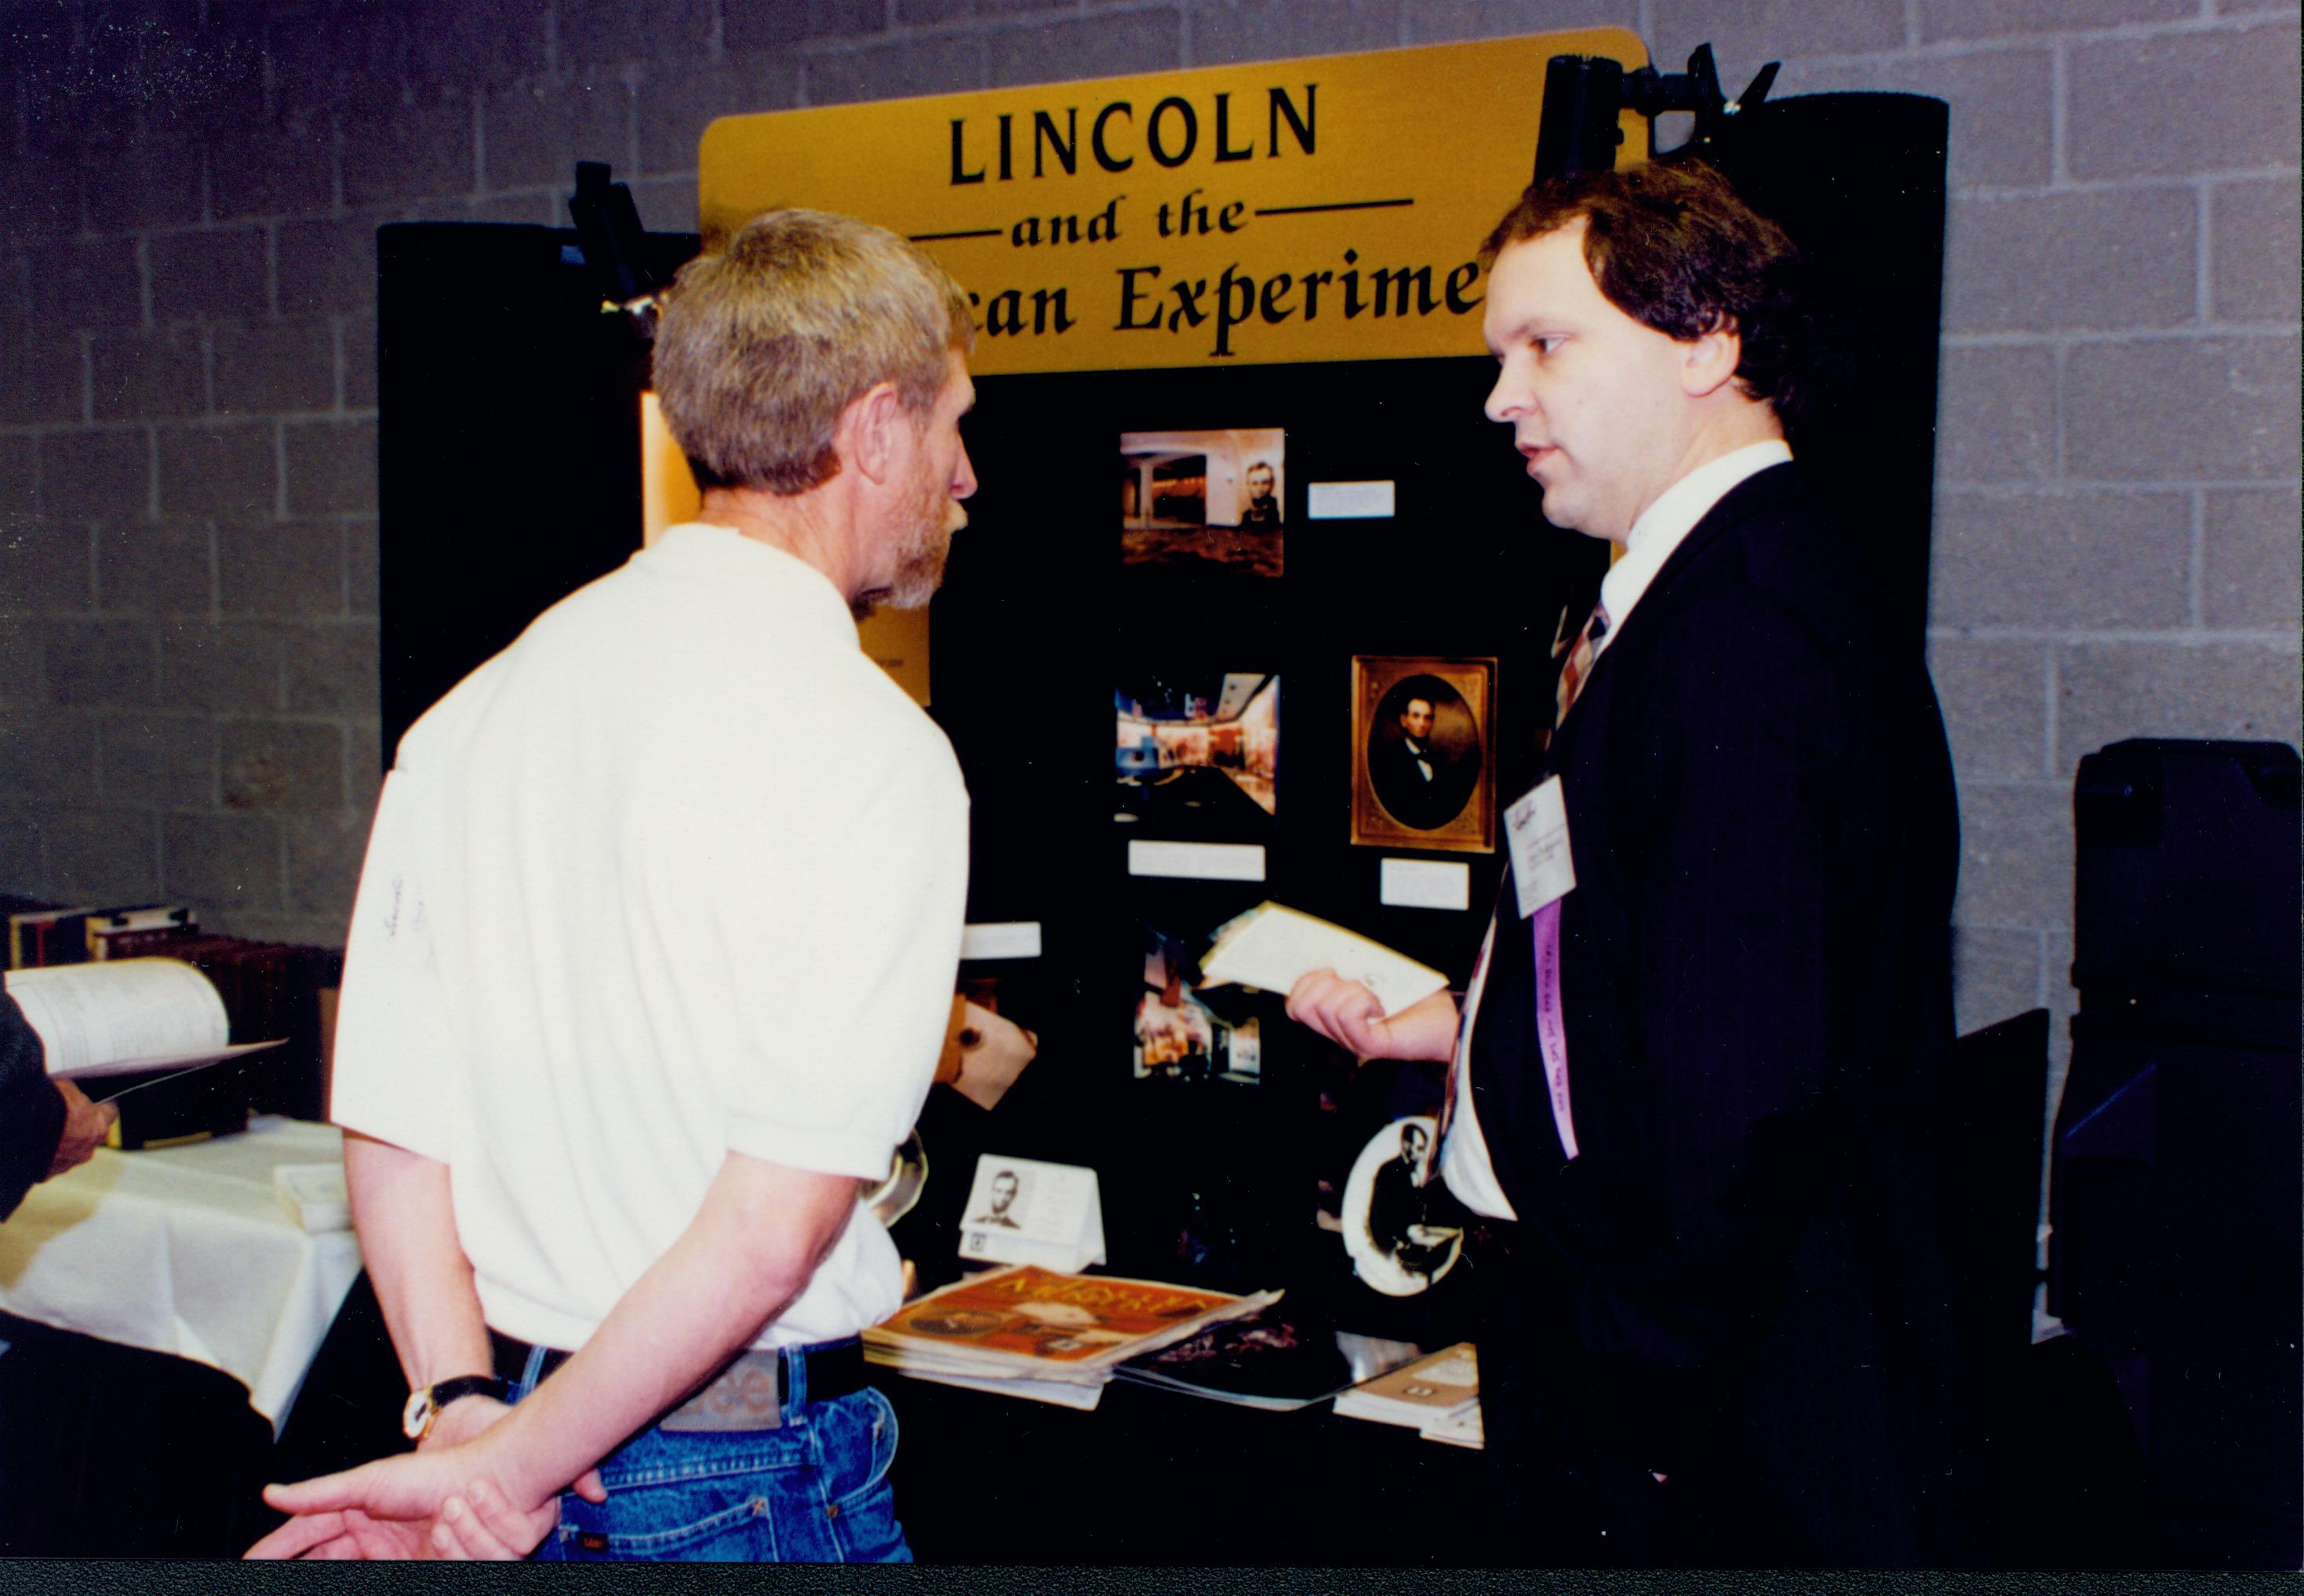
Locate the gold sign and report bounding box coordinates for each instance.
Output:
[700,31,1648,375]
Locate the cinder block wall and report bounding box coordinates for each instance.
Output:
[2,1,2297,1089]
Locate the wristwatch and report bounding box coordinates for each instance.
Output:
[402,1375,515,1441]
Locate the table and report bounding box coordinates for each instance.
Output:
[0,1114,361,1429]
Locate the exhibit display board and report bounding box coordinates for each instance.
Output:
[699,31,1648,373]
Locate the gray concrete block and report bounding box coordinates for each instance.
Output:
[341,312,377,409]
[348,710,383,802]
[2070,18,2302,181]
[78,133,206,233]
[129,16,268,138]
[1945,188,2197,334]
[403,0,550,93]
[0,622,39,711]
[222,718,344,813]
[149,227,271,323]
[341,100,476,209]
[96,522,216,616]
[726,0,887,51]
[219,521,344,618]
[810,35,989,107]
[158,620,283,712]
[0,330,88,427]
[625,177,699,238]
[0,151,82,239]
[1192,0,1402,64]
[161,809,284,911]
[0,710,100,800]
[213,317,335,416]
[1931,489,2191,629]
[89,325,209,422]
[157,421,277,518]
[1926,638,2049,781]
[284,623,379,714]
[1916,0,2191,42]
[44,238,146,332]
[1952,780,2073,930]
[208,113,338,224]
[276,213,385,318]
[1403,0,1636,44]
[286,807,373,919]
[2,522,93,621]
[1772,48,2052,192]
[635,53,805,177]
[100,713,217,805]
[1647,0,1902,79]
[45,617,159,707]
[2212,177,2300,325]
[2066,335,2300,482]
[1937,344,2055,483]
[283,418,377,515]
[1952,925,2046,1036]
[268,5,409,118]
[451,192,559,225]
[2056,640,2303,769]
[344,518,379,616]
[2201,487,2302,630]
[560,0,717,70]
[42,805,162,901]
[0,436,39,525]
[482,78,635,194]
[0,802,45,888]
[39,430,152,522]
[987,13,1184,88]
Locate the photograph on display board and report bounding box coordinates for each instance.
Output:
[1339,1116,1465,1298]
[1116,671,1279,825]
[1134,924,1261,1083]
[1349,656,1497,853]
[1119,427,1285,578]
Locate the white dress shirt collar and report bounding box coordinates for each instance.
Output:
[1594,439,1792,651]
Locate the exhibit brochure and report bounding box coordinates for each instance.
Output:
[866,1265,1281,1409]
[5,958,283,1095]
[1113,1314,1425,1412]
[1334,1341,1482,1445]
[1199,902,1448,1016]
[957,1154,1106,1274]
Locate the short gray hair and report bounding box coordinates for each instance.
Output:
[653,209,975,496]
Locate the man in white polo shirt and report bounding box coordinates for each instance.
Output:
[252,209,977,1562]
[1287,161,1964,1565]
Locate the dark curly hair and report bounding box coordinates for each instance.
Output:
[1481,158,1804,419]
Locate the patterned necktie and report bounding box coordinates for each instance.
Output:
[1429,602,1612,1179]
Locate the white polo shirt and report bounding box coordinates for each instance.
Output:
[1440,441,1793,1219]
[332,522,970,1351]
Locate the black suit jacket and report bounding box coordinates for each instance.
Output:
[2,990,66,1220]
[1463,463,1964,1565]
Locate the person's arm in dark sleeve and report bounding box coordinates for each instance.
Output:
[0,989,69,1220]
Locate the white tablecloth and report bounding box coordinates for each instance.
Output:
[0,1114,362,1431]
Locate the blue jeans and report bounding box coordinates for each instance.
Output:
[508,1342,912,1562]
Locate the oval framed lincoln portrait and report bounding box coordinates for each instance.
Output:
[1349,655,1497,853]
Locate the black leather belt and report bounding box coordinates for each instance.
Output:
[488,1329,870,1431]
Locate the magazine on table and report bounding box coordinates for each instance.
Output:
[1113,1314,1425,1412]
[1332,1340,1480,1428]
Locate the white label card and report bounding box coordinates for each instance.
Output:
[1307,480,1397,519]
[959,922,1042,960]
[1127,840,1266,882]
[1378,858,1471,911]
[1505,776,1575,919]
[959,1154,1106,1274]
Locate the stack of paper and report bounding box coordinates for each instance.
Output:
[1333,1340,1481,1445]
[1199,901,1447,1017]
[866,1265,1280,1411]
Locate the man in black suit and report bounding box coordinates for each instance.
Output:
[1,990,115,1220]
[1288,160,1964,1565]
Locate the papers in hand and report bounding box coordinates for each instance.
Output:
[5,957,284,1096]
[1199,901,1447,1016]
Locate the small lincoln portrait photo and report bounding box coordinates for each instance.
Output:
[1350,656,1497,853]
[973,1166,1025,1228]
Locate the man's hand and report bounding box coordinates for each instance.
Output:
[1285,971,1459,1063]
[45,1080,116,1180]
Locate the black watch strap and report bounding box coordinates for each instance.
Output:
[402,1373,515,1441]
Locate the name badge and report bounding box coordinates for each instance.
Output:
[1505,776,1574,919]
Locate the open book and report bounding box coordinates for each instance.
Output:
[5,957,283,1097]
[1199,901,1448,1017]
